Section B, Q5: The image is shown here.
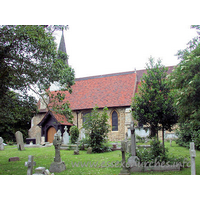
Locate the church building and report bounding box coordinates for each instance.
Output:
[28,31,174,144]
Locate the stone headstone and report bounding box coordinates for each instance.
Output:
[33,167,46,175]
[9,157,19,162]
[190,142,196,175]
[15,131,25,150]
[63,126,69,145]
[25,155,36,175]
[87,147,92,154]
[41,136,45,145]
[74,139,80,155]
[0,137,4,151]
[49,130,66,173]
[33,167,54,175]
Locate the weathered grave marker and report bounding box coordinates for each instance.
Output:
[127,122,138,167]
[119,140,130,175]
[190,142,196,175]
[41,136,45,145]
[25,155,36,175]
[33,167,53,175]
[74,139,80,155]
[87,147,92,154]
[63,126,70,145]
[15,131,25,150]
[9,157,19,162]
[49,129,66,173]
[33,167,46,175]
[0,137,4,151]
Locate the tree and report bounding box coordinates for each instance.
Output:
[0,91,37,142]
[169,25,200,149]
[69,126,79,144]
[132,57,178,150]
[0,25,75,140]
[82,106,110,153]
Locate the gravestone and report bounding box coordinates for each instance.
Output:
[190,142,196,175]
[63,126,70,145]
[9,157,19,162]
[0,137,4,151]
[74,139,80,155]
[127,122,138,167]
[15,131,25,150]
[25,155,36,175]
[119,140,130,175]
[33,167,53,175]
[49,129,66,173]
[87,147,92,154]
[41,136,45,145]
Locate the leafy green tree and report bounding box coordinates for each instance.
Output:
[132,57,178,150]
[169,25,200,149]
[0,25,75,140]
[0,91,37,142]
[69,126,79,144]
[83,106,110,153]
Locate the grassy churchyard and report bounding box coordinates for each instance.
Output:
[0,141,199,175]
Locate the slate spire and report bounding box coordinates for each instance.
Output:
[58,29,69,66]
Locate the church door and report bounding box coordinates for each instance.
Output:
[47,127,57,143]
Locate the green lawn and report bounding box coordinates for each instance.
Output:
[0,141,199,175]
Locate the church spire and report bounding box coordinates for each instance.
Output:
[58,29,69,66]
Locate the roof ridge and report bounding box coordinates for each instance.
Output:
[75,70,137,81]
[75,66,175,81]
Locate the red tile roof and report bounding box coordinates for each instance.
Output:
[38,110,73,126]
[49,66,174,111]
[51,72,137,110]
[52,111,73,125]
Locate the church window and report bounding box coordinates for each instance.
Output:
[112,111,118,131]
[82,111,91,124]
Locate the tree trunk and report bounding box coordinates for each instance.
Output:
[162,126,165,153]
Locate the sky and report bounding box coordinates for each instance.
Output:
[49,1,199,79]
[54,24,197,78]
[3,1,199,79]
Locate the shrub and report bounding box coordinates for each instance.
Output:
[79,137,90,150]
[134,138,189,167]
[69,126,79,144]
[83,106,110,153]
[175,123,200,150]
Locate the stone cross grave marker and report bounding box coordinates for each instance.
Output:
[127,122,138,167]
[190,142,196,175]
[25,155,36,175]
[63,126,70,145]
[53,130,62,162]
[119,140,130,175]
[0,137,4,151]
[15,131,25,150]
[49,129,66,173]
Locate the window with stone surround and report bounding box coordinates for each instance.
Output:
[82,111,91,124]
[112,110,118,131]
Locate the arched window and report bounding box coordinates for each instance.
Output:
[112,111,118,131]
